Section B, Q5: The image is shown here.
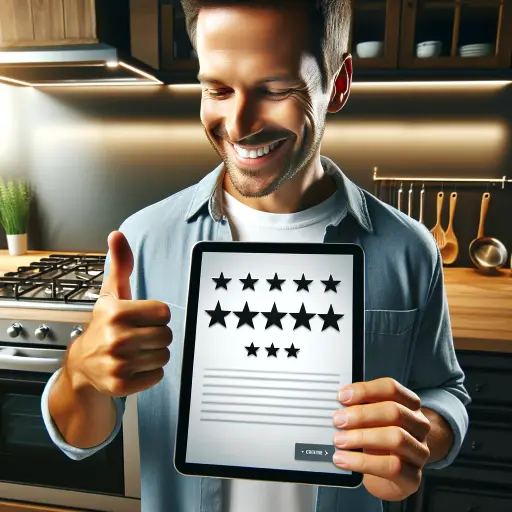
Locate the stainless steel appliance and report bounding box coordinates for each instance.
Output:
[0,254,140,512]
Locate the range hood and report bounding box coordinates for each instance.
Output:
[0,0,172,87]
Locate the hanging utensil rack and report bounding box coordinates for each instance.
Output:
[372,167,512,191]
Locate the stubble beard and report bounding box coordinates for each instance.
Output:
[203,121,326,199]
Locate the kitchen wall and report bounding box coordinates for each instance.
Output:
[0,81,511,268]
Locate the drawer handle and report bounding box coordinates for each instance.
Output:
[474,383,486,392]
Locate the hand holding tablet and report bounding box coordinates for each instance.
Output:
[175,241,365,489]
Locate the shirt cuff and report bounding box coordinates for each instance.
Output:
[417,388,469,470]
[41,367,125,461]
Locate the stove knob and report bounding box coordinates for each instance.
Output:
[35,324,50,340]
[70,326,83,340]
[7,322,22,338]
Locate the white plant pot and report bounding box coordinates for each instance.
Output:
[7,233,28,256]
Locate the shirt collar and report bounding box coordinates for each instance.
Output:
[184,155,373,233]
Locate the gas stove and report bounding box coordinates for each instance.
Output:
[0,253,105,353]
[0,253,105,311]
[0,252,141,512]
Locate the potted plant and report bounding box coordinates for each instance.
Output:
[0,177,32,256]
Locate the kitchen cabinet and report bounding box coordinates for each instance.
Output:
[385,349,512,512]
[164,0,512,82]
[0,0,97,48]
[399,0,512,70]
[347,0,402,69]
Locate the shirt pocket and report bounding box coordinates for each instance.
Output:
[364,308,418,383]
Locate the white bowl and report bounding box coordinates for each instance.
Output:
[416,40,442,58]
[356,41,384,58]
[417,40,442,47]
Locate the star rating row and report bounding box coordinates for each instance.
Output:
[245,342,300,358]
[212,272,341,293]
[206,301,344,331]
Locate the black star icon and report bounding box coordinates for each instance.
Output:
[290,303,315,330]
[233,301,259,328]
[267,273,285,291]
[240,273,258,290]
[321,274,340,293]
[265,343,279,357]
[318,305,344,331]
[205,301,231,327]
[285,343,300,358]
[212,272,231,290]
[294,273,312,292]
[261,302,287,329]
[245,342,259,356]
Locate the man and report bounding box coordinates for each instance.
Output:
[41,1,471,511]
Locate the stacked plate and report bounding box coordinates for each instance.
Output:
[459,43,494,57]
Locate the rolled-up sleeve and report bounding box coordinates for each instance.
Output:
[408,246,471,469]
[41,368,126,461]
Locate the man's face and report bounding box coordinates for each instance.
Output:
[196,4,341,198]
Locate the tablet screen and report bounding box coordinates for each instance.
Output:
[179,244,363,481]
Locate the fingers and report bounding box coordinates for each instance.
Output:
[101,299,172,327]
[108,347,171,379]
[332,450,422,496]
[110,326,173,353]
[100,231,134,300]
[131,348,171,374]
[332,401,431,442]
[333,426,430,468]
[339,378,422,412]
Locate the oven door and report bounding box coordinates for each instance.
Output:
[0,346,126,495]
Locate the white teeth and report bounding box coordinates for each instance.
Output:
[234,140,282,159]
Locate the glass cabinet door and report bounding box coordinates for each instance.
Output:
[160,0,199,72]
[350,0,402,68]
[399,0,512,68]
[162,0,404,73]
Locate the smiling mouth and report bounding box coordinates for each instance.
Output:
[230,139,287,160]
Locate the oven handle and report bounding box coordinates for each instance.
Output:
[0,353,62,373]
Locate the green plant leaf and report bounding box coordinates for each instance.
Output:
[0,178,32,235]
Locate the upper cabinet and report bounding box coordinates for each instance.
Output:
[160,1,198,74]
[399,0,512,69]
[166,0,512,81]
[0,0,97,48]
[349,0,402,68]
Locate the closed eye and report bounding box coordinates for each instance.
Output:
[204,89,292,99]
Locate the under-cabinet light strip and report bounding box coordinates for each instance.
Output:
[0,61,163,87]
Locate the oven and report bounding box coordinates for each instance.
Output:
[0,254,141,512]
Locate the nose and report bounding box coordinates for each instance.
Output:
[225,92,265,144]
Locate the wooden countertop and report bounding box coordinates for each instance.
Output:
[0,500,89,512]
[442,266,512,353]
[0,250,511,351]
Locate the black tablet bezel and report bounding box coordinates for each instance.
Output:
[175,241,365,488]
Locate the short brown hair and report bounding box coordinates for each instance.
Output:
[180,0,352,92]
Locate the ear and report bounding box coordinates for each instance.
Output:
[327,53,353,113]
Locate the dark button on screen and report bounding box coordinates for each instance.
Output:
[295,443,335,461]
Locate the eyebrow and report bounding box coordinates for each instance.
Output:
[197,73,301,85]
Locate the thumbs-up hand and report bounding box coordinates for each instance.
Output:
[66,231,172,397]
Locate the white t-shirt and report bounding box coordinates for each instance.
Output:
[222,187,342,512]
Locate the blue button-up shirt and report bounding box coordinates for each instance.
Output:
[42,155,471,512]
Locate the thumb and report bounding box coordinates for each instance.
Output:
[100,231,134,300]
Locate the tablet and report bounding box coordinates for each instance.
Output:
[175,241,365,489]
